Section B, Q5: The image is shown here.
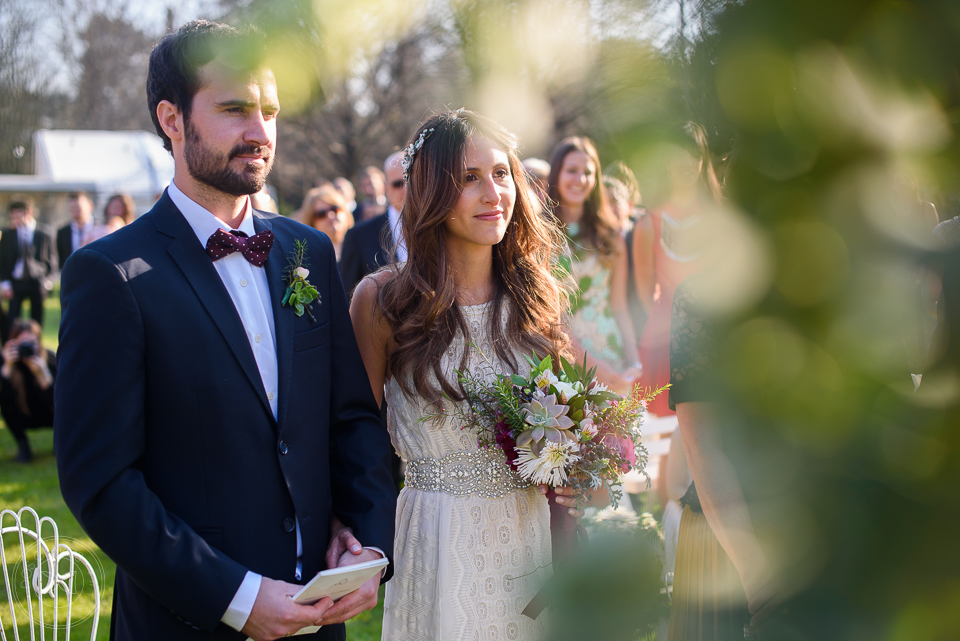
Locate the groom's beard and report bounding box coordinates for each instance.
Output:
[184,121,274,197]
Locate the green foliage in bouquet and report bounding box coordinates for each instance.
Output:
[453,349,668,508]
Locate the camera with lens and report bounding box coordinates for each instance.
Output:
[17,341,35,360]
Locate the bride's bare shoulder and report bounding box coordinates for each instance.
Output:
[353,265,398,305]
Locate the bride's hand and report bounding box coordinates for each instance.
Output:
[538,484,587,518]
[325,516,363,569]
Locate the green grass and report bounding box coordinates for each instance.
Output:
[0,288,384,639]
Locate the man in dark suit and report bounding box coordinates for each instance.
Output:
[0,197,56,331]
[55,21,396,641]
[339,151,405,297]
[56,191,94,266]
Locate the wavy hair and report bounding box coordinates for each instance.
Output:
[546,136,621,263]
[377,109,570,408]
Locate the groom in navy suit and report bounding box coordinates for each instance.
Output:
[55,21,396,641]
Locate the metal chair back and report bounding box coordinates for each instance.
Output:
[1,507,101,641]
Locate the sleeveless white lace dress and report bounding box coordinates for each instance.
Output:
[382,301,552,641]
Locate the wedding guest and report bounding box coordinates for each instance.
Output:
[57,191,94,266]
[333,176,357,213]
[548,136,640,394]
[0,318,55,463]
[605,160,642,232]
[299,185,354,260]
[83,193,135,245]
[355,165,387,222]
[350,109,582,640]
[339,151,406,297]
[634,122,721,417]
[667,275,781,639]
[0,198,56,331]
[522,156,550,204]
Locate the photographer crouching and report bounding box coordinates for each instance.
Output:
[2,319,55,462]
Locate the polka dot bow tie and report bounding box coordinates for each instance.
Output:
[205,228,274,267]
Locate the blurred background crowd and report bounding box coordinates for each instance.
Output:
[1,0,960,639]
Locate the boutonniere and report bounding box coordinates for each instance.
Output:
[282,239,320,322]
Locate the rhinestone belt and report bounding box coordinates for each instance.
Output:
[405,449,532,499]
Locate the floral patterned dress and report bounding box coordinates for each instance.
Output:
[564,250,625,370]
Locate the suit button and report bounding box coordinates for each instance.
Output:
[278,440,288,455]
[283,518,295,533]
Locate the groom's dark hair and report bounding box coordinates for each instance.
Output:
[147,20,266,152]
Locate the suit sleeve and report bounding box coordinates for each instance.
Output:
[338,226,363,299]
[323,240,397,579]
[41,229,57,276]
[0,234,13,282]
[55,248,248,632]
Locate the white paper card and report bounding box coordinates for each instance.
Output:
[292,557,389,606]
[246,557,389,638]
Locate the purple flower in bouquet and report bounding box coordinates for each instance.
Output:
[494,419,519,470]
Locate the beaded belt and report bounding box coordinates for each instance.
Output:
[405,449,532,499]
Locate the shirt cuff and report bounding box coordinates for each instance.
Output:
[363,546,388,577]
[221,571,262,632]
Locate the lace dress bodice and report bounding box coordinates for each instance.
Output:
[382,301,551,641]
[385,302,513,461]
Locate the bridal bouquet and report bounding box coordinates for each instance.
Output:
[457,352,664,510]
[454,353,666,618]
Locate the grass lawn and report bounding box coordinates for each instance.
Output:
[1,289,385,640]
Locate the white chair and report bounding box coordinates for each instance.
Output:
[1,507,101,641]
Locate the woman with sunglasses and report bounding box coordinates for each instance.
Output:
[297,184,355,260]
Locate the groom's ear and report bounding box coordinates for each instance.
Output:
[156,100,184,146]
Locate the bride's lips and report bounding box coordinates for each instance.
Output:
[475,210,503,221]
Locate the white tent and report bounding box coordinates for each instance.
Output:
[31,129,175,213]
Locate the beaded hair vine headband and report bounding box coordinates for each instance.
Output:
[401,127,435,183]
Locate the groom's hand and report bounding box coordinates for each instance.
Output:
[242,577,334,641]
[316,548,383,625]
[325,517,363,569]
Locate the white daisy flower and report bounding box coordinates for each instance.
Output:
[515,441,580,486]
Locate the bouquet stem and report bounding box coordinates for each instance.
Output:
[522,488,588,619]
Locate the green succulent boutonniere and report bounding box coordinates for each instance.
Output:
[282,239,320,322]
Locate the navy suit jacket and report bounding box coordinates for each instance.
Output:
[55,192,396,640]
[337,213,392,298]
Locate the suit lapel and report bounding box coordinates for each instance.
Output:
[156,196,273,419]
[255,214,293,430]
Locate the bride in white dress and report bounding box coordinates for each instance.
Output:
[350,110,578,640]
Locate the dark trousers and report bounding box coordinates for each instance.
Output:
[10,279,44,329]
[0,375,54,444]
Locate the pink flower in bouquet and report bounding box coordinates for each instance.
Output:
[601,433,636,471]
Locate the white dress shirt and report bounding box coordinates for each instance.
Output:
[386,205,407,262]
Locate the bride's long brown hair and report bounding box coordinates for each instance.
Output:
[378,109,570,408]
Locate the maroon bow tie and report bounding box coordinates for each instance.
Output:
[205,228,274,267]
